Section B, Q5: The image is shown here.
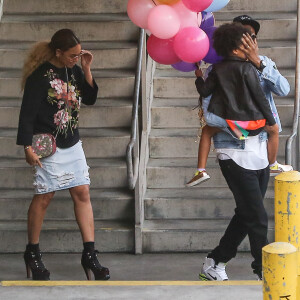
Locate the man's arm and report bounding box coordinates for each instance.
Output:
[240,33,290,97]
[258,56,290,96]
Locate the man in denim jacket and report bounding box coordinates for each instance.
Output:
[199,16,291,282]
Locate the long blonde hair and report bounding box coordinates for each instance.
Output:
[21,29,81,90]
[21,41,54,90]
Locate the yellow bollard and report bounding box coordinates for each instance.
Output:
[274,171,300,275]
[263,242,298,300]
[298,275,300,298]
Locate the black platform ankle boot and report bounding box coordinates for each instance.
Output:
[24,245,50,280]
[81,250,110,280]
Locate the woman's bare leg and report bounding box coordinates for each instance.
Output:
[69,185,94,242]
[27,192,55,243]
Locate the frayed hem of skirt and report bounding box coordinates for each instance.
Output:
[34,181,90,195]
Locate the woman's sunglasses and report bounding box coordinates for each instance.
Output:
[69,51,84,61]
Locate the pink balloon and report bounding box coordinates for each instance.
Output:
[147,35,180,65]
[182,0,213,12]
[172,1,201,30]
[127,0,155,29]
[147,5,181,39]
[174,27,209,63]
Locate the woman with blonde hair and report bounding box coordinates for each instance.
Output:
[17,28,110,281]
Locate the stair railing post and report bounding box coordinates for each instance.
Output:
[134,33,155,254]
[126,29,145,190]
[285,0,300,169]
[135,50,156,254]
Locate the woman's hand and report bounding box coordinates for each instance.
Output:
[80,50,93,71]
[240,33,261,69]
[80,50,94,87]
[195,69,203,78]
[24,147,42,168]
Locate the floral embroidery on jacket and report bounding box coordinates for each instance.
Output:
[44,69,82,136]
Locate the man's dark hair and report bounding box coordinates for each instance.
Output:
[213,23,251,58]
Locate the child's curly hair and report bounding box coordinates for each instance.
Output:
[213,23,251,58]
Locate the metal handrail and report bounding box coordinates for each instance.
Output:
[285,0,300,166]
[126,29,145,190]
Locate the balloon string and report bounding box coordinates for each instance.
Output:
[151,0,157,5]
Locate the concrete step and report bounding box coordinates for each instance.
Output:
[153,68,295,99]
[146,158,278,189]
[0,188,134,221]
[0,41,138,70]
[151,99,294,128]
[151,96,295,106]
[0,128,130,158]
[0,98,133,128]
[3,0,127,14]
[0,69,135,98]
[73,99,134,128]
[149,127,291,158]
[157,41,296,70]
[0,14,139,42]
[223,0,297,12]
[144,192,275,220]
[214,12,296,40]
[3,0,296,15]
[142,220,274,252]
[0,158,128,189]
[144,186,275,200]
[0,220,134,252]
[259,45,296,69]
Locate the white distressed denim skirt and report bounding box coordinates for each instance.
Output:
[33,140,90,194]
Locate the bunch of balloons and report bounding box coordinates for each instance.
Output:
[127,0,230,72]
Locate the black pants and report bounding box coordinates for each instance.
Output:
[210,159,269,272]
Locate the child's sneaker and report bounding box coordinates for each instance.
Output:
[270,163,293,176]
[186,170,210,187]
[199,257,228,281]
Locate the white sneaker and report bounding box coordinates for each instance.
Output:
[270,163,293,177]
[199,257,229,281]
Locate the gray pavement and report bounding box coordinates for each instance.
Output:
[0,252,263,299]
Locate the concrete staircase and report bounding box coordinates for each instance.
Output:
[142,1,297,252]
[0,0,139,252]
[0,0,298,254]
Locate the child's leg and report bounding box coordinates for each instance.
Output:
[231,127,243,139]
[197,125,221,169]
[226,120,248,140]
[186,125,220,187]
[264,124,279,165]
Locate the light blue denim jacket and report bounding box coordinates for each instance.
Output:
[210,55,290,149]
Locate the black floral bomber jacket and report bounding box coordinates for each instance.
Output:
[17,62,98,148]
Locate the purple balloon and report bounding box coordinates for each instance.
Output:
[200,11,215,31]
[203,26,223,64]
[172,61,199,72]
